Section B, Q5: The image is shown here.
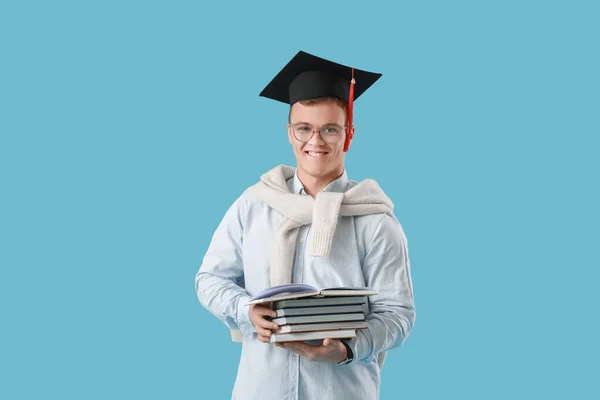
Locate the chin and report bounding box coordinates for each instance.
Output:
[299,163,332,177]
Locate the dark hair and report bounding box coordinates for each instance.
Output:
[288,96,348,123]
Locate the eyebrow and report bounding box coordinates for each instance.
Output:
[291,121,343,126]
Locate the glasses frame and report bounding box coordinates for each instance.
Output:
[287,122,349,143]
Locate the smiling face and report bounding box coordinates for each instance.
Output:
[287,98,348,191]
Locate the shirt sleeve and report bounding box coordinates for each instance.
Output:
[346,213,416,363]
[194,194,256,339]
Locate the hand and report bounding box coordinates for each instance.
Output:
[249,304,280,343]
[275,338,348,364]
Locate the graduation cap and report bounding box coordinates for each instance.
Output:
[259,50,382,152]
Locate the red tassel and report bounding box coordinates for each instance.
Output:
[344,68,355,152]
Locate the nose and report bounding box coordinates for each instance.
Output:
[308,129,326,145]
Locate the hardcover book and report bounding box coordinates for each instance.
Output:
[245,283,376,306]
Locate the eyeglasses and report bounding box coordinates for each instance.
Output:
[288,123,348,143]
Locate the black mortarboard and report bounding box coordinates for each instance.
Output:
[259,50,382,151]
[259,50,382,106]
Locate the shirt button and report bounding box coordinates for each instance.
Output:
[297,268,302,273]
[292,355,298,361]
[299,238,305,244]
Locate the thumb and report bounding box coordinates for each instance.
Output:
[323,338,334,348]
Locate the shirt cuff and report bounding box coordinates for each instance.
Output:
[235,295,256,339]
[346,329,372,362]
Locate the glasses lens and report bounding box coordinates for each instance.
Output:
[321,126,341,142]
[292,124,344,142]
[293,124,313,141]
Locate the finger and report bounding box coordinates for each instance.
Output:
[284,341,318,353]
[289,340,334,360]
[258,334,272,344]
[252,315,280,331]
[256,326,273,338]
[284,341,318,355]
[323,338,338,349]
[260,308,280,329]
[281,342,310,358]
[254,318,280,331]
[250,304,276,318]
[255,305,278,318]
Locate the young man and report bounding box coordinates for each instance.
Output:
[195,51,415,400]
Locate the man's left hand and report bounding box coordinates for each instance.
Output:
[275,338,347,364]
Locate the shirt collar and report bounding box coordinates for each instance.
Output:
[289,169,349,195]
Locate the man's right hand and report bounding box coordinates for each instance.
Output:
[249,304,280,343]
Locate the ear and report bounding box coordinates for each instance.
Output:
[287,124,293,145]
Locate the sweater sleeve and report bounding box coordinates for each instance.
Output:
[345,214,416,363]
[194,195,256,340]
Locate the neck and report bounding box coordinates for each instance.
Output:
[296,167,344,197]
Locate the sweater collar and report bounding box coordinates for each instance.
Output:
[287,169,349,195]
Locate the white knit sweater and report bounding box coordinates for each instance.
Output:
[246,164,397,287]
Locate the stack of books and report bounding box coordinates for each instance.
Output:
[245,283,376,343]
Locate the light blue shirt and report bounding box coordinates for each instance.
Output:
[195,169,415,400]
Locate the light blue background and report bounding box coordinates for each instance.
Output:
[1,1,598,399]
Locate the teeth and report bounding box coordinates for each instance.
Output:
[307,151,325,157]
